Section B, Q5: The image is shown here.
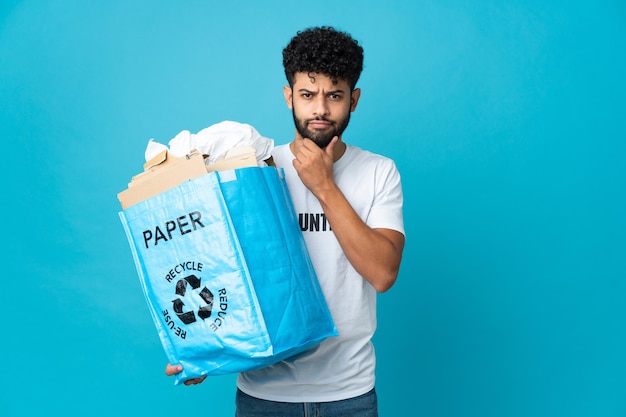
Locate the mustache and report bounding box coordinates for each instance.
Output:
[306,117,335,124]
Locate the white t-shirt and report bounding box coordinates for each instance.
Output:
[237,143,404,402]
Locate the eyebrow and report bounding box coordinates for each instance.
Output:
[297,88,347,95]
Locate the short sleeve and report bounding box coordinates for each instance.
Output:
[367,159,405,236]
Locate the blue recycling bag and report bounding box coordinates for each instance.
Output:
[119,166,337,385]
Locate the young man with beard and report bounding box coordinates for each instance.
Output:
[167,26,405,416]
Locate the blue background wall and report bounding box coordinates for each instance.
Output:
[1,1,625,416]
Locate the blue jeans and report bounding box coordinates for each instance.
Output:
[235,388,378,417]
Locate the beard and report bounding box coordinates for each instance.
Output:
[292,109,351,149]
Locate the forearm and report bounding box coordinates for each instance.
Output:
[316,184,404,292]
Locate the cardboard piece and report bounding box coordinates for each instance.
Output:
[117,146,259,209]
[206,145,258,172]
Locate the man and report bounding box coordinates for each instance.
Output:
[167,26,405,416]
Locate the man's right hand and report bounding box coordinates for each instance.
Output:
[165,363,207,386]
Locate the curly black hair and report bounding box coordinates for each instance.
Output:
[282,26,364,90]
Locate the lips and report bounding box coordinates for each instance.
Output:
[307,120,332,129]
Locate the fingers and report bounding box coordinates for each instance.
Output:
[298,138,317,157]
[324,136,338,158]
[165,363,183,376]
[183,376,207,386]
[298,137,337,160]
[165,363,207,386]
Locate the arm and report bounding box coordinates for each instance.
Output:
[292,137,405,292]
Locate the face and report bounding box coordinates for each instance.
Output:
[284,72,361,148]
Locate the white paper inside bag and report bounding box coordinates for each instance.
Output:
[144,120,274,165]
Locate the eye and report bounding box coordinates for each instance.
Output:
[329,93,342,100]
[301,93,312,99]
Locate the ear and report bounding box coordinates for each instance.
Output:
[283,85,294,110]
[350,88,361,112]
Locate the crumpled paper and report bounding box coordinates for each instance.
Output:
[145,120,274,166]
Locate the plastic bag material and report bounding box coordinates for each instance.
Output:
[119,166,337,385]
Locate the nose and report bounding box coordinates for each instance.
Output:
[313,95,330,117]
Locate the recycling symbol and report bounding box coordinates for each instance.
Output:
[172,274,214,325]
